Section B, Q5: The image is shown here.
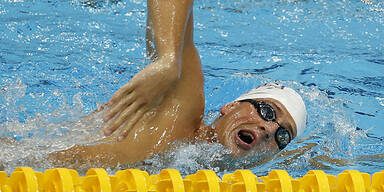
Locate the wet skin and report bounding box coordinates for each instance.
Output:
[43,0,299,168]
[207,98,297,157]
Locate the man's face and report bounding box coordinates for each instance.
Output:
[211,98,297,157]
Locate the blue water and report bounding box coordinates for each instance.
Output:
[0,0,383,177]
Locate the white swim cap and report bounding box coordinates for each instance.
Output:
[235,83,307,137]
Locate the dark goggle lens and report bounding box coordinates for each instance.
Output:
[275,127,291,150]
[258,104,275,122]
[238,99,292,150]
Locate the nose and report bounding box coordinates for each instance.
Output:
[236,124,278,152]
[257,121,278,135]
[236,122,277,149]
[236,102,280,144]
[252,118,279,139]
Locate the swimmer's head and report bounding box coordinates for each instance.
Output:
[211,83,307,156]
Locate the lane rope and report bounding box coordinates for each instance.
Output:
[0,167,383,191]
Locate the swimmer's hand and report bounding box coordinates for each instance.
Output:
[103,56,180,141]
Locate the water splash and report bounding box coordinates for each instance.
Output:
[0,0,383,177]
[0,79,106,173]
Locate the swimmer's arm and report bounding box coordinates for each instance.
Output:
[47,143,121,169]
[103,0,194,140]
[47,135,154,168]
[146,0,194,61]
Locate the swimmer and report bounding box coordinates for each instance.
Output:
[51,0,306,168]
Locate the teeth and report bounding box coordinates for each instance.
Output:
[242,131,254,140]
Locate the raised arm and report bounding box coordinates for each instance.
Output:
[48,0,204,167]
[146,0,194,62]
[103,0,195,140]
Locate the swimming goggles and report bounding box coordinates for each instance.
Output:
[238,99,291,150]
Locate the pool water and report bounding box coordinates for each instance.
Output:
[0,0,383,177]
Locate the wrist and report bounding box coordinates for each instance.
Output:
[157,53,182,79]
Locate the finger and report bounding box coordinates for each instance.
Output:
[104,102,140,136]
[108,83,135,106]
[117,107,147,141]
[104,92,136,122]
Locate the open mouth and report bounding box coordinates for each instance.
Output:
[235,130,257,150]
